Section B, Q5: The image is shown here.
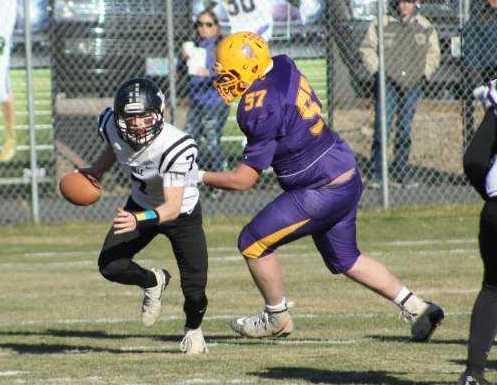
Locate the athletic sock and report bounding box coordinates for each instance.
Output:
[393,287,428,316]
[467,284,497,374]
[265,297,288,313]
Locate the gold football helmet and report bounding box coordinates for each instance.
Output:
[214,32,271,104]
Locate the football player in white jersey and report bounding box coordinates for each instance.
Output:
[0,0,17,161]
[81,78,208,355]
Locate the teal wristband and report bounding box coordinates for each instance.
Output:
[133,209,160,230]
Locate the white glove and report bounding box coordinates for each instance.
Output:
[474,79,497,110]
[198,170,206,184]
[486,156,497,198]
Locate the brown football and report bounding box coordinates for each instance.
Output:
[59,170,102,206]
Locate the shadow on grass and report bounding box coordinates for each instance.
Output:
[0,328,239,354]
[250,367,453,384]
[368,335,467,345]
[0,329,347,346]
[0,342,179,354]
[0,335,339,355]
[451,359,497,371]
[0,329,231,340]
[0,329,185,340]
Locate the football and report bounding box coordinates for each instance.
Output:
[59,170,102,206]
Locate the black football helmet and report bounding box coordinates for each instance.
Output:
[114,78,165,149]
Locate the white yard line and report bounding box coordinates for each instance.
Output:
[0,310,473,327]
[375,238,476,246]
[0,246,480,269]
[0,371,28,376]
[175,380,256,385]
[3,238,479,258]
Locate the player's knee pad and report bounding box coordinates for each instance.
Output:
[99,258,131,282]
[184,293,208,315]
[184,293,208,330]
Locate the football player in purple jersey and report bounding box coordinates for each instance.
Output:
[200,31,444,340]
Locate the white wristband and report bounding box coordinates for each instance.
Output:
[198,170,206,184]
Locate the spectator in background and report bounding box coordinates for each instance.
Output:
[461,0,497,151]
[0,0,18,161]
[360,0,440,187]
[182,10,229,174]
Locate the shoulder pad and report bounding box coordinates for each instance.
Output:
[98,107,114,143]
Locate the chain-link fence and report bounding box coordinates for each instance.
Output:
[1,0,491,224]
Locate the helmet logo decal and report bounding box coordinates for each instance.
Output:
[124,102,145,114]
[241,44,255,59]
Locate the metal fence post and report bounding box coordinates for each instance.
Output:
[326,0,335,130]
[377,0,389,209]
[24,0,40,223]
[166,0,177,125]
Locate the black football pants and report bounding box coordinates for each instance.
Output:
[463,109,497,285]
[98,199,208,329]
[463,108,497,374]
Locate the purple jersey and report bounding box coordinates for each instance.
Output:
[237,55,356,191]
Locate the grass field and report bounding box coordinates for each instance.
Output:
[0,205,492,385]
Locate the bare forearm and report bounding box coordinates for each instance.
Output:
[155,186,184,223]
[204,170,252,191]
[91,147,116,179]
[155,203,181,223]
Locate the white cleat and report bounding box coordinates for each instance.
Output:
[180,327,208,355]
[141,268,171,327]
[231,309,294,338]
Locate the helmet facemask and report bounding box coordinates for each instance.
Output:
[213,64,250,104]
[114,78,165,150]
[116,111,162,149]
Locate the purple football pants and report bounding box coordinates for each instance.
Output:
[238,170,363,274]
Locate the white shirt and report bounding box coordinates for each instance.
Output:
[222,0,274,41]
[1,0,17,40]
[98,108,200,213]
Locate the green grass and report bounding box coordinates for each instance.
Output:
[0,204,489,384]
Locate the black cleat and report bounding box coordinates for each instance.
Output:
[458,370,492,385]
[410,302,444,342]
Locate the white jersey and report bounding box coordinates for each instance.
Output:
[98,108,200,213]
[222,0,273,41]
[0,0,17,102]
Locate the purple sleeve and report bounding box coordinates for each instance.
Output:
[240,114,280,171]
[238,78,283,170]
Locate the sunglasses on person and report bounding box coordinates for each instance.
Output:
[195,21,215,28]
